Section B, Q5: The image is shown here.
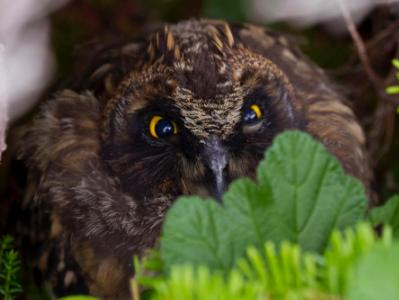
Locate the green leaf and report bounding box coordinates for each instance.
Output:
[161,197,234,271]
[160,131,367,270]
[370,195,399,237]
[223,178,278,256]
[258,131,367,252]
[347,243,399,300]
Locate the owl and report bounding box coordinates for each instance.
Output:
[16,19,371,299]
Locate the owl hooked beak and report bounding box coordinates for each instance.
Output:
[201,137,228,203]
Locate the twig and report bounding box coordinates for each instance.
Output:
[336,0,384,88]
[337,0,399,106]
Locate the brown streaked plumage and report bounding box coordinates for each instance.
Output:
[16,19,372,299]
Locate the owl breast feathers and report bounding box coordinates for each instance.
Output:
[18,19,371,299]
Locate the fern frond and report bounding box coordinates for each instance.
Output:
[0,235,23,300]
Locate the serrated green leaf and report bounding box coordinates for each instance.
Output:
[161,197,234,271]
[258,131,367,252]
[370,195,399,237]
[347,243,399,300]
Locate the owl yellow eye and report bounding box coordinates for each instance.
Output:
[243,104,263,124]
[149,115,178,139]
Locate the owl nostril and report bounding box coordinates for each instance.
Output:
[201,137,228,203]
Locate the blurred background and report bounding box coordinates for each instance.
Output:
[0,0,399,298]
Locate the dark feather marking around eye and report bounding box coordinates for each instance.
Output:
[244,87,271,103]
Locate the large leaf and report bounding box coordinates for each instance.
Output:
[161,131,367,270]
[347,243,399,300]
[370,195,399,237]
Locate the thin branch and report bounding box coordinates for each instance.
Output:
[336,0,384,88]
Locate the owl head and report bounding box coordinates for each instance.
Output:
[98,20,301,204]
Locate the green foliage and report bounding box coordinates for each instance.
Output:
[370,195,399,237]
[386,59,399,95]
[386,58,399,114]
[145,266,263,300]
[346,242,399,300]
[137,224,397,300]
[321,223,392,296]
[161,131,367,271]
[0,235,22,300]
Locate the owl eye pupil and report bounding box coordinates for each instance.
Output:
[243,104,262,124]
[156,119,174,137]
[243,109,257,123]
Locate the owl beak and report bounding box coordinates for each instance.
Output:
[201,137,228,203]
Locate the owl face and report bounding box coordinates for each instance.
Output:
[101,22,300,202]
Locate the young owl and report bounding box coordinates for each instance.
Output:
[17,19,371,299]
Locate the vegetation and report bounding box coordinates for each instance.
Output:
[136,224,399,300]
[386,59,399,96]
[0,236,22,300]
[386,58,399,114]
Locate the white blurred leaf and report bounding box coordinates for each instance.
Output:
[0,0,69,160]
[249,0,399,28]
